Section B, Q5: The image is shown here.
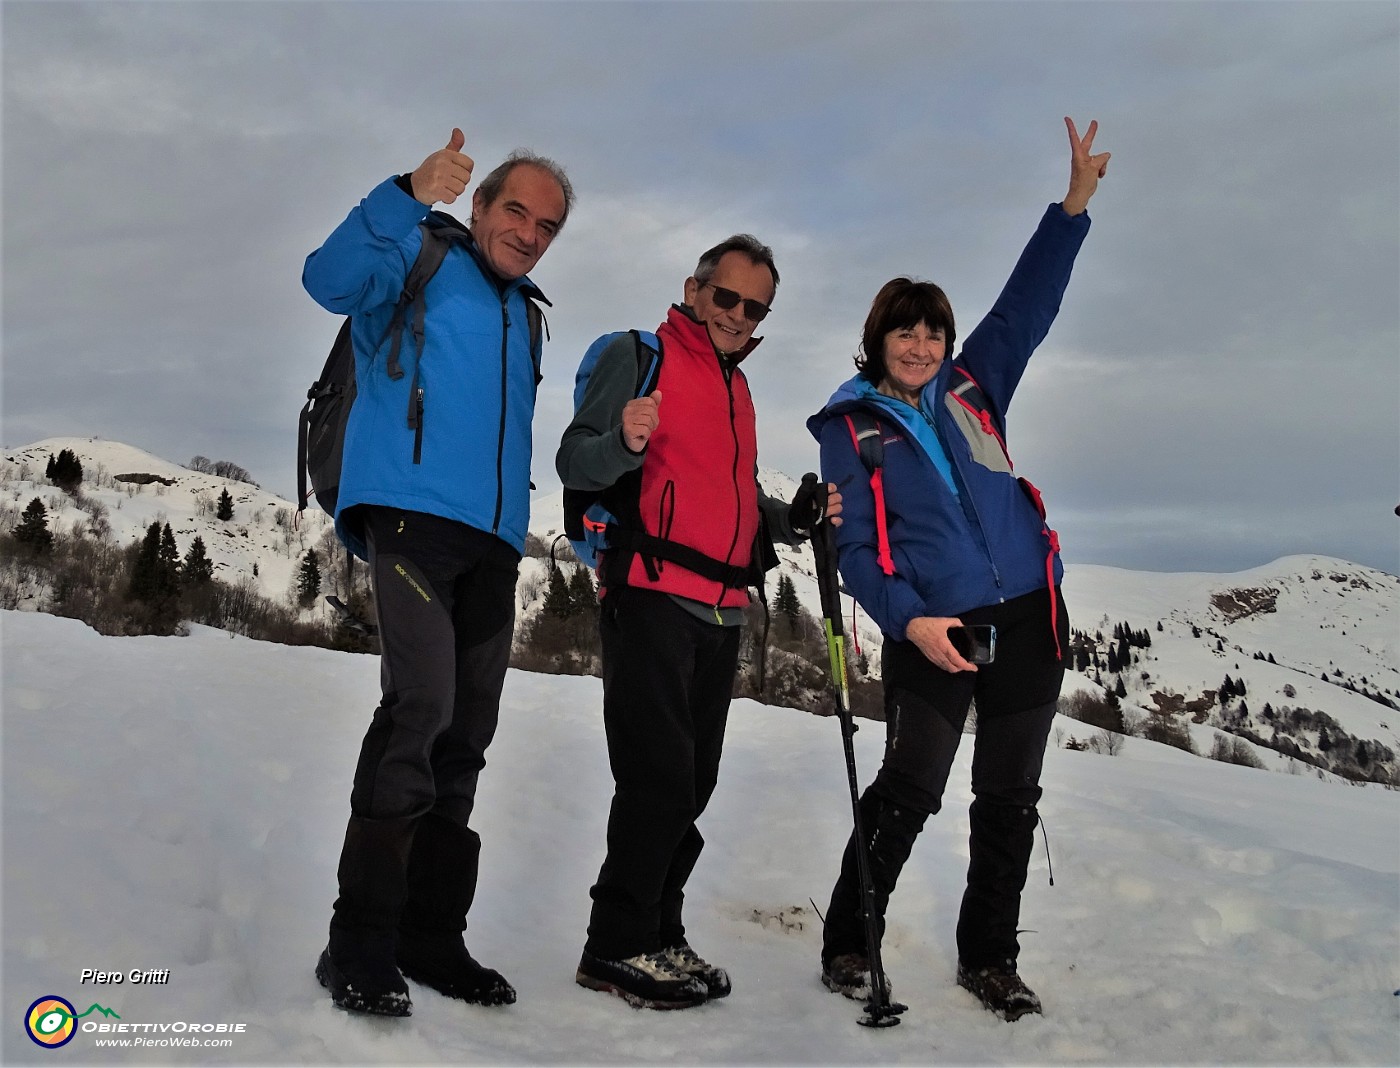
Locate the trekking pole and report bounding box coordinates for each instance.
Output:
[804,473,906,1028]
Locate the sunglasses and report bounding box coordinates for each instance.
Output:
[700,282,770,323]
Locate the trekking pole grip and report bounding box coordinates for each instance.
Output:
[804,473,842,638]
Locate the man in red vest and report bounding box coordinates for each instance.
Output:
[557,235,839,1009]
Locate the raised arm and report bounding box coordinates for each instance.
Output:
[302,128,474,316]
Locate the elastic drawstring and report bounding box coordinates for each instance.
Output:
[1038,813,1055,887]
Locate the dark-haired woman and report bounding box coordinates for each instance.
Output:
[807,118,1110,1021]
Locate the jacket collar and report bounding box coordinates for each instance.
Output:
[663,303,761,364]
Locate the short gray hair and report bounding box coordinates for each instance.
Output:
[474,150,575,230]
[693,234,779,290]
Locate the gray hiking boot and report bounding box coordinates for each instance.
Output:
[575,949,708,1010]
[661,942,731,999]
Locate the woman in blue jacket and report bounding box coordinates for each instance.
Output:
[808,118,1110,1021]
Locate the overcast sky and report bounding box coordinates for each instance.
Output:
[3,1,1397,575]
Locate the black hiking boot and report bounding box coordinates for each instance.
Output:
[957,960,1042,1021]
[821,952,893,1001]
[397,934,516,1006]
[316,943,411,1017]
[575,949,708,1010]
[660,942,731,999]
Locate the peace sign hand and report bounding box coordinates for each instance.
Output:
[1062,116,1111,216]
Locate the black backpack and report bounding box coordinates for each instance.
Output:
[297,210,543,516]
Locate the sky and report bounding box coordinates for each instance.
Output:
[5,609,1398,1066]
[2,1,1397,576]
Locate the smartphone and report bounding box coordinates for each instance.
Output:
[949,624,997,665]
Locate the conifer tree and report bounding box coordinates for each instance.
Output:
[158,524,181,597]
[128,522,163,602]
[542,565,573,619]
[1114,675,1127,698]
[49,449,83,493]
[297,549,322,608]
[217,488,234,521]
[567,564,596,616]
[183,536,214,584]
[14,497,54,553]
[775,574,801,632]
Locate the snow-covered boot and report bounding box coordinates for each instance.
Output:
[957,960,1042,1021]
[319,815,416,1016]
[396,812,515,1006]
[821,952,893,1002]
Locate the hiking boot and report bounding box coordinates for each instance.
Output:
[661,942,731,999]
[397,934,516,1006]
[316,943,412,1017]
[575,949,709,1010]
[957,960,1042,1021]
[821,952,893,1002]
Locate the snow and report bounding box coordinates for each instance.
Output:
[4,610,1398,1066]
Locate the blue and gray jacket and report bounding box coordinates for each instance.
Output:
[303,177,546,559]
[807,203,1090,639]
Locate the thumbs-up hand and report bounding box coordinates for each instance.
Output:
[409,128,475,206]
[621,390,662,454]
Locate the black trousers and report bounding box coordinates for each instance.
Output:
[585,587,741,960]
[825,586,1067,968]
[347,507,519,828]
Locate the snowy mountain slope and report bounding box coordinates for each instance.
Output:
[2,609,1396,1066]
[1064,558,1399,759]
[2,437,336,611]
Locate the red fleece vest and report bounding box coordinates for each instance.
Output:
[621,308,760,607]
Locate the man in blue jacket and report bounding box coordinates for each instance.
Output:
[303,129,572,1017]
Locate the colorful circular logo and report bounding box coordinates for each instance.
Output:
[25,996,77,1049]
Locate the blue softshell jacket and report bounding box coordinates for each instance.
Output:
[807,203,1090,640]
[303,177,547,560]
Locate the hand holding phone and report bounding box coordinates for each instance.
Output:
[949,624,997,665]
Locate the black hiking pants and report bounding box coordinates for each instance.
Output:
[585,586,741,961]
[824,585,1067,970]
[348,506,519,829]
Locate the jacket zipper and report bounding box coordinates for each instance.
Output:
[413,388,425,464]
[491,300,510,533]
[717,360,744,611]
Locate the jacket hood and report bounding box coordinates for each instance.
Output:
[806,358,956,441]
